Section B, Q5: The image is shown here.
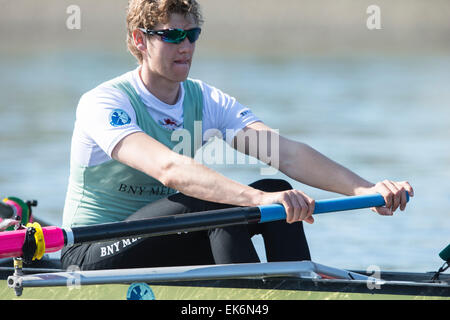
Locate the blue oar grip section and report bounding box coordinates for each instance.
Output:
[257,204,285,223]
[258,192,409,223]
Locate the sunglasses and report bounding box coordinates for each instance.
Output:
[139,27,201,44]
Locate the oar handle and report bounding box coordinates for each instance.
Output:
[258,192,410,223]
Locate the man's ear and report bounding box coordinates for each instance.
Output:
[132,29,147,51]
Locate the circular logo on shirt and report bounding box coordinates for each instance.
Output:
[109,109,131,127]
[126,283,155,300]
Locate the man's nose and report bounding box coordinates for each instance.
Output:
[178,37,194,53]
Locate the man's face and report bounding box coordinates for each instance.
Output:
[143,13,198,84]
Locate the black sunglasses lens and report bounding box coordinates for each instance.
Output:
[161,29,186,43]
[159,28,201,44]
[186,28,201,43]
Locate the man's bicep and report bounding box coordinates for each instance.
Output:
[111,131,179,183]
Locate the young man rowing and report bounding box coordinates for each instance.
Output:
[61,0,413,270]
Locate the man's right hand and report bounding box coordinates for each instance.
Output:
[259,190,315,224]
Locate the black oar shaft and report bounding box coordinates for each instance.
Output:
[66,193,406,246]
[67,206,261,245]
[1,193,408,260]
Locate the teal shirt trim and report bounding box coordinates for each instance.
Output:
[63,78,203,227]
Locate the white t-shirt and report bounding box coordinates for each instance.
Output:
[71,67,260,166]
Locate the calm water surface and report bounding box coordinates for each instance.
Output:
[0,51,449,272]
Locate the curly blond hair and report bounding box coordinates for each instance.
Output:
[126,0,203,64]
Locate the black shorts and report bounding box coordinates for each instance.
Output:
[61,179,311,270]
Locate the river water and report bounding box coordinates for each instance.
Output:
[0,50,449,272]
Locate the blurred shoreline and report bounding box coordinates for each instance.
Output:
[1,0,449,58]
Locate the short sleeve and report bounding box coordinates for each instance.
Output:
[200,81,261,143]
[76,84,143,156]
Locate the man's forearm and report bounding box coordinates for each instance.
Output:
[280,139,374,196]
[232,123,374,196]
[161,155,265,206]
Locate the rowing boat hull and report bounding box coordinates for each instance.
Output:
[0,280,448,300]
[2,268,450,300]
[1,259,448,300]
